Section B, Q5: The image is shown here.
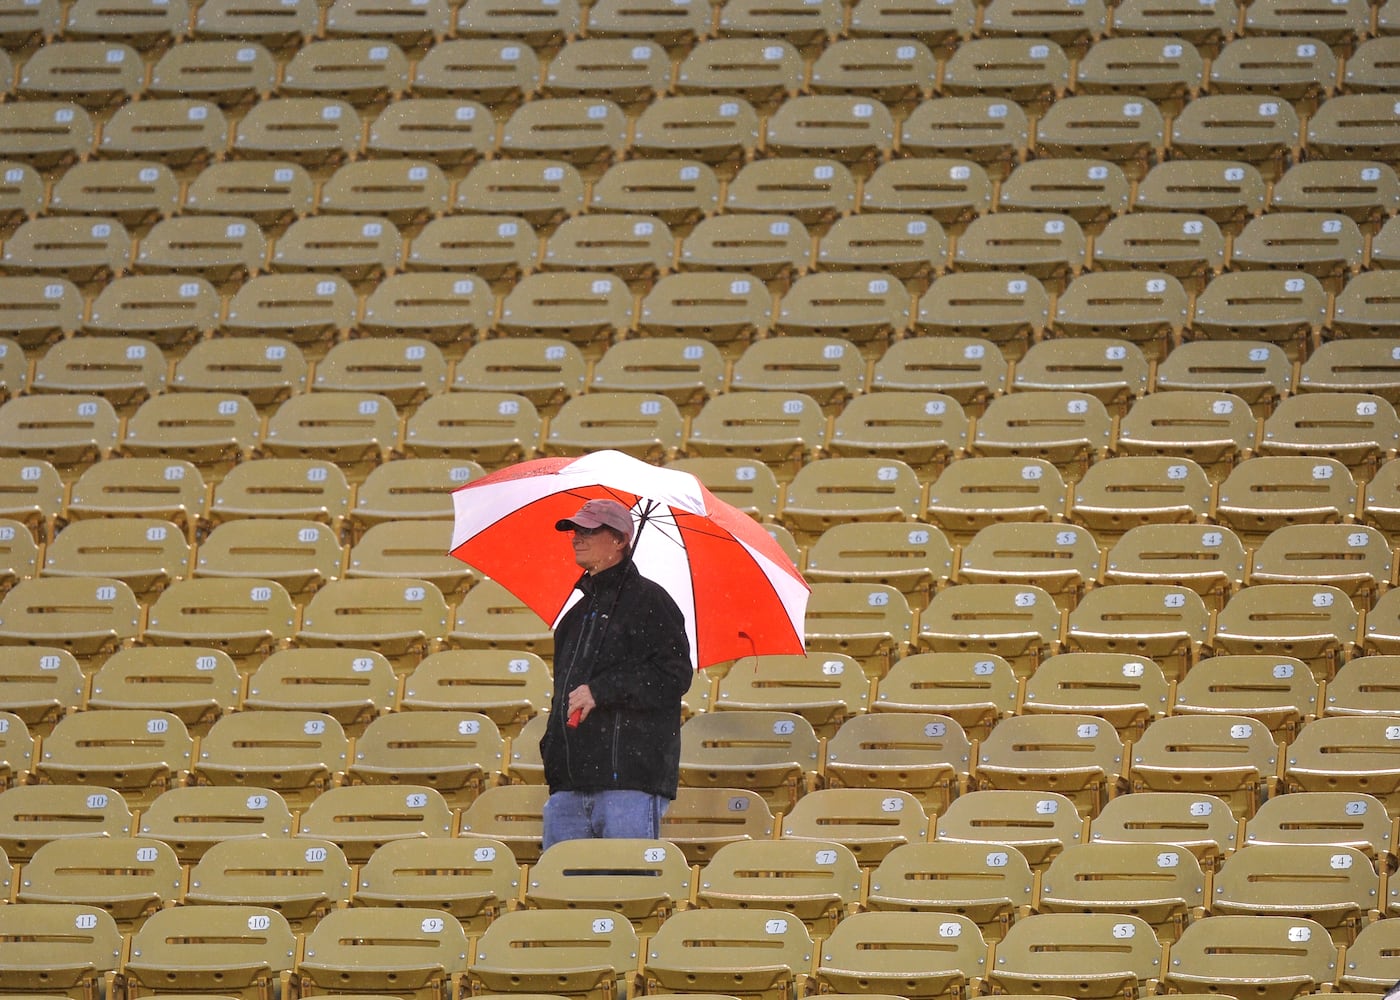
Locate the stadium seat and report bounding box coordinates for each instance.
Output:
[1101,523,1246,610]
[0,0,60,46]
[232,97,362,166]
[1133,159,1265,230]
[1091,211,1225,283]
[859,157,993,225]
[186,835,351,929]
[763,94,895,172]
[679,709,821,813]
[0,783,134,861]
[543,37,670,105]
[354,836,518,935]
[122,390,261,481]
[696,837,860,935]
[1089,790,1238,869]
[311,337,447,408]
[348,709,502,805]
[124,904,296,1000]
[35,708,193,809]
[1244,0,1369,44]
[296,783,454,863]
[804,581,916,678]
[1215,456,1356,538]
[1339,917,1400,992]
[193,0,315,48]
[296,905,469,1000]
[1245,791,1393,870]
[1324,656,1400,719]
[1212,842,1377,942]
[974,712,1125,817]
[350,458,480,536]
[1272,160,1399,227]
[1173,95,1301,174]
[942,37,1070,104]
[0,576,140,662]
[1035,94,1165,175]
[998,158,1129,227]
[0,515,36,592]
[822,711,969,814]
[900,97,1030,176]
[870,336,1007,410]
[457,782,548,862]
[498,270,633,347]
[1066,584,1210,679]
[44,516,189,596]
[193,709,347,808]
[325,0,450,47]
[139,784,293,862]
[1115,389,1257,475]
[399,647,550,736]
[0,101,94,169]
[347,518,471,596]
[318,158,449,226]
[449,578,553,658]
[716,652,869,738]
[814,213,946,284]
[405,214,536,282]
[1248,522,1390,607]
[0,161,44,236]
[586,0,711,46]
[1074,35,1203,103]
[924,456,1066,541]
[956,520,1101,604]
[471,907,639,1000]
[678,213,810,280]
[914,271,1049,349]
[1012,338,1148,411]
[1162,915,1337,1000]
[676,37,802,108]
[172,337,307,411]
[403,390,540,467]
[643,906,814,1000]
[366,98,497,165]
[18,835,183,929]
[918,582,1061,678]
[453,159,584,227]
[1153,340,1290,410]
[243,647,396,732]
[985,911,1162,998]
[684,390,827,478]
[1021,651,1170,739]
[722,157,856,224]
[3,215,131,283]
[848,0,976,46]
[278,38,410,105]
[455,0,580,48]
[804,520,954,607]
[1259,392,1400,475]
[183,160,314,227]
[780,457,922,541]
[1192,270,1328,350]
[954,211,1086,286]
[48,160,178,229]
[0,709,33,787]
[810,37,937,105]
[148,39,278,105]
[935,789,1084,868]
[659,786,775,865]
[1283,715,1400,806]
[1130,712,1281,820]
[971,390,1113,471]
[0,902,122,1000]
[33,336,166,410]
[1299,338,1400,402]
[1230,211,1364,283]
[0,645,84,732]
[86,646,241,733]
[97,99,229,168]
[500,97,627,167]
[297,577,448,668]
[526,836,691,932]
[412,38,539,106]
[1036,841,1205,941]
[270,214,401,284]
[813,910,986,998]
[1209,36,1338,100]
[871,651,1019,741]
[144,577,296,661]
[864,840,1033,941]
[588,159,720,227]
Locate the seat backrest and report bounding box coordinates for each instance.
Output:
[925,456,1067,540]
[413,38,539,107]
[901,96,1030,174]
[243,646,397,728]
[860,157,992,224]
[803,519,955,606]
[1101,521,1247,608]
[776,271,912,346]
[763,93,895,169]
[225,271,359,354]
[1010,337,1148,408]
[1066,583,1209,678]
[934,789,1085,868]
[1128,712,1280,819]
[457,782,548,862]
[401,648,550,734]
[781,456,923,538]
[723,156,856,224]
[449,578,553,657]
[1284,715,1400,808]
[871,336,1007,408]
[1324,656,1400,719]
[184,160,315,227]
[679,709,821,813]
[1338,916,1400,993]
[916,271,1049,346]
[453,158,584,227]
[717,0,842,44]
[1298,336,1400,398]
[355,836,518,935]
[44,516,189,595]
[0,575,140,660]
[194,710,348,806]
[37,708,193,808]
[526,837,692,931]
[347,710,503,804]
[1249,522,1392,602]
[823,712,970,814]
[956,520,1102,599]
[642,905,815,1000]
[677,37,802,105]
[944,37,1070,103]
[1260,392,1400,474]
[34,335,166,407]
[137,784,293,863]
[456,0,580,46]
[471,907,640,1000]
[918,582,1062,677]
[1074,35,1203,102]
[848,0,976,43]
[953,211,1086,284]
[172,337,308,409]
[98,98,229,167]
[1034,94,1165,170]
[18,834,184,925]
[716,653,869,737]
[986,911,1163,998]
[499,96,627,166]
[232,96,361,165]
[86,645,241,731]
[1306,93,1400,162]
[975,713,1125,817]
[312,336,447,406]
[1171,652,1316,739]
[1036,841,1205,935]
[1068,455,1211,537]
[1163,913,1337,1000]
[813,910,986,998]
[696,837,862,935]
[0,901,123,998]
[281,37,411,104]
[186,834,351,925]
[0,393,120,467]
[295,783,454,863]
[148,38,277,104]
[543,37,671,103]
[1230,209,1363,280]
[1089,790,1239,869]
[1022,651,1170,736]
[1054,271,1189,358]
[0,645,84,731]
[0,100,94,168]
[865,839,1035,934]
[872,652,1018,738]
[144,577,297,659]
[1245,791,1393,870]
[195,517,343,597]
[1212,583,1357,678]
[678,213,809,280]
[297,905,470,1000]
[297,577,449,662]
[0,708,32,786]
[781,786,930,865]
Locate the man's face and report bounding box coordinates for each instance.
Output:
[570,525,626,574]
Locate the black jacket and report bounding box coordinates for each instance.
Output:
[540,556,693,799]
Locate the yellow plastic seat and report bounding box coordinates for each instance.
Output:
[956,520,1100,604]
[350,458,482,535]
[901,96,1030,176]
[1065,584,1210,680]
[471,907,639,1000]
[1133,159,1265,230]
[1365,457,1400,531]
[0,783,134,862]
[588,159,719,228]
[448,578,553,658]
[1162,914,1337,1000]
[403,391,540,467]
[679,709,821,813]
[1074,35,1203,102]
[33,335,166,410]
[1091,211,1224,283]
[970,390,1113,471]
[696,837,860,936]
[0,101,94,169]
[1337,917,1400,992]
[1021,651,1170,739]
[1248,523,1390,607]
[325,0,450,47]
[1115,389,1257,475]
[643,906,814,1000]
[1244,0,1368,44]
[526,836,691,933]
[918,582,1062,679]
[1012,337,1148,411]
[925,456,1066,541]
[942,37,1070,104]
[35,708,193,809]
[124,904,296,1000]
[542,37,670,105]
[849,0,975,45]
[774,271,913,348]
[763,94,895,172]
[186,835,350,929]
[974,712,1125,817]
[935,788,1084,868]
[1259,392,1400,475]
[183,160,314,228]
[1192,270,1328,350]
[1102,523,1246,610]
[1324,656,1400,719]
[1245,790,1393,870]
[1089,790,1238,869]
[65,457,208,535]
[914,271,1049,349]
[804,520,953,608]
[1153,340,1290,410]
[813,911,986,998]
[19,41,144,108]
[1036,841,1205,941]
[455,0,580,48]
[457,781,548,862]
[684,390,827,478]
[412,38,538,108]
[1172,651,1315,737]
[954,211,1086,286]
[500,97,627,168]
[998,158,1129,227]
[1216,456,1356,538]
[96,99,229,169]
[143,577,297,660]
[0,161,45,237]
[1171,94,1301,177]
[986,911,1163,998]
[354,836,518,935]
[1129,713,1280,820]
[86,646,240,734]
[296,904,469,1000]
[864,840,1033,941]
[0,645,84,732]
[676,37,802,108]
[18,835,183,930]
[822,711,970,814]
[715,652,869,738]
[871,651,1018,740]
[677,214,809,281]
[722,156,856,225]
[297,577,448,667]
[870,337,1007,410]
[364,97,495,165]
[0,902,123,1000]
[43,516,188,597]
[148,39,277,105]
[138,785,292,864]
[660,785,775,865]
[311,337,446,409]
[122,390,262,481]
[1298,337,1400,402]
[1284,715,1400,811]
[0,708,33,786]
[232,97,361,166]
[295,783,454,864]
[1230,210,1364,284]
[811,37,938,105]
[1209,35,1337,101]
[347,519,472,597]
[586,0,711,45]
[174,338,305,410]
[1034,94,1165,175]
[859,157,992,225]
[0,575,140,662]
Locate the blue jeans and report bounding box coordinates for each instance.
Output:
[541,789,669,851]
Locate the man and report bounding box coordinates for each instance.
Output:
[539,497,693,849]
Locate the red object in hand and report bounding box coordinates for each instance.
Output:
[567,708,583,728]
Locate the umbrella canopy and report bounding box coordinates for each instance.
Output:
[449,450,809,669]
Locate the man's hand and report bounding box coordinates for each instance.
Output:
[567,684,597,727]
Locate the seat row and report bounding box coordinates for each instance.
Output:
[0,91,1394,175]
[1,0,1387,54]
[3,31,1394,115]
[1,203,1393,296]
[4,893,1398,1000]
[5,154,1395,249]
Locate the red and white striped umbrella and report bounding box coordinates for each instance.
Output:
[450,449,808,669]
